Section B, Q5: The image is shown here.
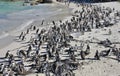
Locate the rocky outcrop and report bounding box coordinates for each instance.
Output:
[35,0,53,3]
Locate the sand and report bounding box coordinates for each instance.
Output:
[70,2,120,76]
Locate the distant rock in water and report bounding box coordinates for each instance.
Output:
[33,0,53,3]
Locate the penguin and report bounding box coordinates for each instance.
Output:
[85,44,90,55]
[94,50,100,60]
[36,29,39,34]
[41,20,44,25]
[19,32,23,39]
[52,21,55,26]
[5,50,10,58]
[81,51,85,60]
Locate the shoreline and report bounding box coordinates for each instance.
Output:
[0,2,72,50]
